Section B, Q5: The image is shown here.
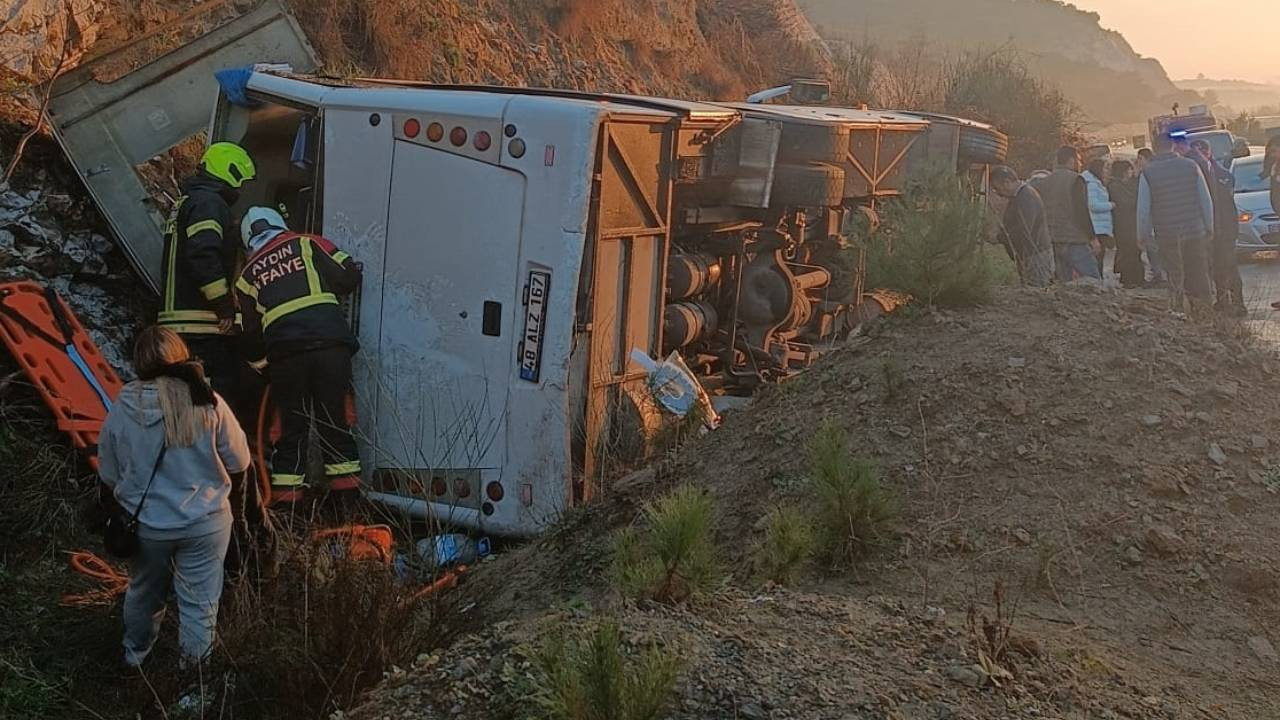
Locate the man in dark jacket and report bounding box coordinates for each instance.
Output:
[1031,146,1100,282]
[1108,160,1144,288]
[234,207,364,508]
[992,165,1054,287]
[159,142,256,406]
[1193,139,1246,316]
[1138,136,1214,315]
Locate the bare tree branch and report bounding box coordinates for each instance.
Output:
[3,0,78,184]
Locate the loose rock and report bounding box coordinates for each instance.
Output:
[1144,524,1183,557]
[1248,636,1278,663]
[1208,444,1228,467]
[944,664,987,688]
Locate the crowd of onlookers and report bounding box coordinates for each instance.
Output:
[994,135,1280,318]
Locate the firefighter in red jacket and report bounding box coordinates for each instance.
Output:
[234,207,363,508]
[159,142,256,406]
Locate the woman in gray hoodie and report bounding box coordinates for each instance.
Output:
[98,326,250,668]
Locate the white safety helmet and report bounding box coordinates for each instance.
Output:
[240,206,288,250]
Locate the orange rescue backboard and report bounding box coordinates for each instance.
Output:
[0,281,123,469]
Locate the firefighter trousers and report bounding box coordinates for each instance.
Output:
[268,346,361,502]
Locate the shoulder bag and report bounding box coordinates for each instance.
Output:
[102,445,168,559]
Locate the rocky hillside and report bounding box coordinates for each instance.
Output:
[12,0,828,109]
[799,0,1197,125]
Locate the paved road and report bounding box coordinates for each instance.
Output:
[1239,254,1280,344]
[1099,251,1280,344]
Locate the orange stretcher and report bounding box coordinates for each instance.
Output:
[0,281,123,470]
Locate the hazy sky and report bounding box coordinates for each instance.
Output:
[1070,0,1279,83]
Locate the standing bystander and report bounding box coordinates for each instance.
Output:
[1192,139,1246,316]
[1138,135,1215,316]
[992,165,1055,287]
[1032,146,1101,282]
[1083,158,1115,279]
[1108,160,1144,288]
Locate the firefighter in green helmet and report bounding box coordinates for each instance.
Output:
[158,142,256,407]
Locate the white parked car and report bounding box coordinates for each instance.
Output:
[1232,155,1280,253]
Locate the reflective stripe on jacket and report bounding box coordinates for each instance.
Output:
[235,232,362,362]
[158,174,238,335]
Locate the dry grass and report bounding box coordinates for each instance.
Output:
[543,0,618,37]
[212,530,459,718]
[290,0,435,79]
[0,372,82,552]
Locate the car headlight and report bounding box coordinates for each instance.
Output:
[1240,211,1254,223]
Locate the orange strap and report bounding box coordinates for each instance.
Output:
[310,524,394,564]
[407,565,467,606]
[61,551,129,608]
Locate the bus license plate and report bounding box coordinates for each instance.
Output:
[519,270,550,383]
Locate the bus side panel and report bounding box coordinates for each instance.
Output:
[320,108,395,476]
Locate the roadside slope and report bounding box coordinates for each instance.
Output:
[356,286,1280,718]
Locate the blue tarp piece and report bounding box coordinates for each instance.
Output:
[291,120,309,170]
[215,66,257,107]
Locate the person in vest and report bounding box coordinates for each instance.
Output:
[1138,135,1214,315]
[1192,139,1246,317]
[159,142,256,409]
[233,207,364,509]
[1031,146,1100,282]
[992,165,1055,287]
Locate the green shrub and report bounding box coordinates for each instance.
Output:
[943,48,1082,173]
[755,505,817,585]
[611,486,719,603]
[880,358,906,402]
[531,619,681,720]
[810,422,895,565]
[866,165,1002,308]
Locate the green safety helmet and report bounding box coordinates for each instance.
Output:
[201,142,256,188]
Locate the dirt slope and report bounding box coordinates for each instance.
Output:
[355,286,1280,719]
[72,0,828,104]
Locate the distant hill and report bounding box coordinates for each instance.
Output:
[1174,77,1280,113]
[798,0,1198,124]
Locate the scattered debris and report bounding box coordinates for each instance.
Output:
[1208,444,1229,467]
[1249,636,1278,664]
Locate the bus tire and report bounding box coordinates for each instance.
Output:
[770,162,845,208]
[777,123,851,164]
[957,125,1009,165]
